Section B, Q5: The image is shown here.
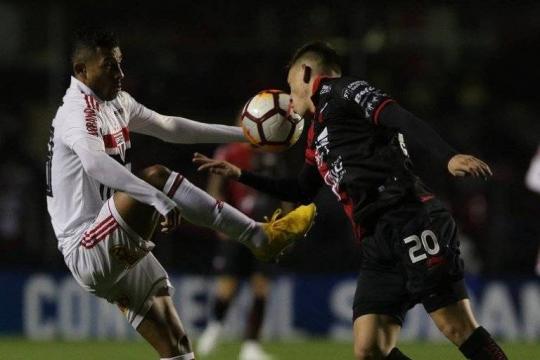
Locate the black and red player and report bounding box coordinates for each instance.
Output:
[193,42,507,360]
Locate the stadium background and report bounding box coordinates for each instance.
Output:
[0,1,539,359]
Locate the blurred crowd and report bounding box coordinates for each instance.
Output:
[0,1,539,275]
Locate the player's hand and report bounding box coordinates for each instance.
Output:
[192,152,242,179]
[160,208,181,234]
[448,154,493,179]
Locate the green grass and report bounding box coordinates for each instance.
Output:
[0,338,537,359]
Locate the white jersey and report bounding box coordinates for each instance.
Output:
[47,77,160,256]
[47,76,245,257]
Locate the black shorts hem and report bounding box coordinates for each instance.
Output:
[352,303,408,326]
[422,279,469,313]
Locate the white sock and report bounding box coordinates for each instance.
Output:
[160,353,195,360]
[163,172,265,247]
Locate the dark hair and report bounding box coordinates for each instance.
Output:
[71,28,119,62]
[288,41,342,75]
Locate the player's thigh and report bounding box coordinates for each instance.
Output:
[113,191,159,240]
[111,164,172,239]
[353,237,411,327]
[112,252,173,327]
[429,298,479,346]
[353,314,401,359]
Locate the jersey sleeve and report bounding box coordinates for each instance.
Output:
[119,92,161,131]
[61,107,105,151]
[121,91,245,144]
[332,77,395,125]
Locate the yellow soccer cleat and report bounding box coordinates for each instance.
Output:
[254,203,317,262]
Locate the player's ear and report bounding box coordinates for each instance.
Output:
[73,62,86,78]
[303,65,312,84]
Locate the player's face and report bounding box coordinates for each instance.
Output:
[84,47,124,101]
[287,64,314,117]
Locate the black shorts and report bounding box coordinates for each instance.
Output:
[353,198,468,325]
[213,239,276,277]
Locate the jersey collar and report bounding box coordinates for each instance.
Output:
[310,75,338,105]
[70,76,104,103]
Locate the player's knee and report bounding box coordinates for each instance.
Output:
[139,165,171,189]
[177,333,192,354]
[354,343,383,360]
[161,328,192,355]
[438,321,475,345]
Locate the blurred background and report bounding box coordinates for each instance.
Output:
[0,0,539,352]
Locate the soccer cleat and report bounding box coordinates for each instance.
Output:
[196,321,222,356]
[254,203,317,262]
[238,340,273,360]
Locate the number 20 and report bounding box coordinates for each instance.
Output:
[403,230,440,264]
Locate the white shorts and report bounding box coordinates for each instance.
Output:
[65,198,173,329]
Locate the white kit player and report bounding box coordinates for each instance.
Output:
[46,29,316,360]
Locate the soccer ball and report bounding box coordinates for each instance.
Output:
[241,89,304,152]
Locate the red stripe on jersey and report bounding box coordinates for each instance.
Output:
[167,174,184,197]
[372,98,395,125]
[121,127,130,142]
[84,95,92,109]
[103,134,115,148]
[93,96,99,111]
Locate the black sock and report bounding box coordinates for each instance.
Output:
[245,297,266,340]
[459,327,508,359]
[213,297,231,322]
[386,347,413,359]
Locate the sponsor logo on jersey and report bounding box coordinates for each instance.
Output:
[314,127,346,200]
[343,80,367,99]
[398,133,410,157]
[320,84,332,94]
[83,95,100,136]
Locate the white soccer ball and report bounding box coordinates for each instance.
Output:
[241,89,304,152]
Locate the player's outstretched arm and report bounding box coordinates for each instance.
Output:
[124,92,247,144]
[132,112,247,144]
[193,152,322,204]
[378,103,492,178]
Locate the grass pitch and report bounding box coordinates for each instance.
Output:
[0,338,537,359]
